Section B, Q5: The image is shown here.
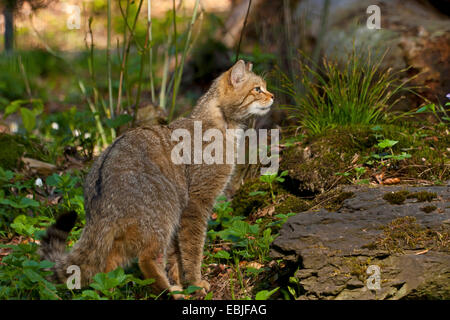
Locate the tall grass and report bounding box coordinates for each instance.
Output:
[278,49,415,135]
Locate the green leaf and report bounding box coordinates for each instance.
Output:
[45,174,61,187]
[80,290,106,300]
[39,260,55,269]
[204,291,213,300]
[23,269,45,283]
[18,197,40,208]
[213,250,231,260]
[20,107,36,133]
[249,191,267,197]
[415,104,433,113]
[3,100,27,118]
[255,287,279,300]
[370,125,383,131]
[377,139,398,149]
[184,285,203,294]
[287,286,296,298]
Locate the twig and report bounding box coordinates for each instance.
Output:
[235,0,252,62]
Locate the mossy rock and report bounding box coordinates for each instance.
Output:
[383,190,410,205]
[231,178,287,216]
[0,133,52,170]
[275,195,311,214]
[280,126,375,193]
[313,188,355,211]
[279,124,449,194]
[369,216,449,253]
[421,205,437,213]
[383,190,437,205]
[407,191,437,202]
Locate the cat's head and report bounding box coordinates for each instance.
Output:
[218,60,274,121]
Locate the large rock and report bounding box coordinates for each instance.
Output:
[224,0,450,108]
[270,183,450,299]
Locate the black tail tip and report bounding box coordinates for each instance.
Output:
[54,211,77,233]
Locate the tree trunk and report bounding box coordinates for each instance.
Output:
[4,7,14,52]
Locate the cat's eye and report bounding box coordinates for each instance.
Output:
[254,87,262,93]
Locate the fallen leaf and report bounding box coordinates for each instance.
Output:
[383,178,401,185]
[375,172,384,184]
[247,261,263,269]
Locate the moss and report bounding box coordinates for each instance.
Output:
[343,257,374,282]
[420,205,437,213]
[0,133,52,170]
[407,191,437,202]
[275,195,310,214]
[326,191,354,211]
[367,216,449,253]
[280,126,372,193]
[231,178,287,216]
[312,189,355,211]
[279,123,449,194]
[382,190,410,205]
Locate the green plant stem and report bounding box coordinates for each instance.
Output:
[78,81,107,148]
[18,55,32,99]
[107,0,115,139]
[132,25,151,127]
[168,0,200,122]
[147,0,156,104]
[116,0,144,115]
[159,32,172,110]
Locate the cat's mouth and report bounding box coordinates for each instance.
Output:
[258,99,274,111]
[247,99,273,116]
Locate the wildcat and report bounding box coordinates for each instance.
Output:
[40,60,274,297]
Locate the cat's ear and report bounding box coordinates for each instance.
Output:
[230,60,247,87]
[246,62,253,72]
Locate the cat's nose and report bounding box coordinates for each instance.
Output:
[268,93,274,100]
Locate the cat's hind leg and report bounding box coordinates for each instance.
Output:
[167,234,182,286]
[139,239,183,299]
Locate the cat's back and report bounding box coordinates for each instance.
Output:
[84,125,188,221]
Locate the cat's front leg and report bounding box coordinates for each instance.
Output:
[177,199,211,292]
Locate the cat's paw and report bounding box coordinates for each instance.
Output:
[169,285,185,300]
[193,280,210,292]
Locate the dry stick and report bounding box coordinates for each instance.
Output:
[235,0,252,63]
[116,0,144,116]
